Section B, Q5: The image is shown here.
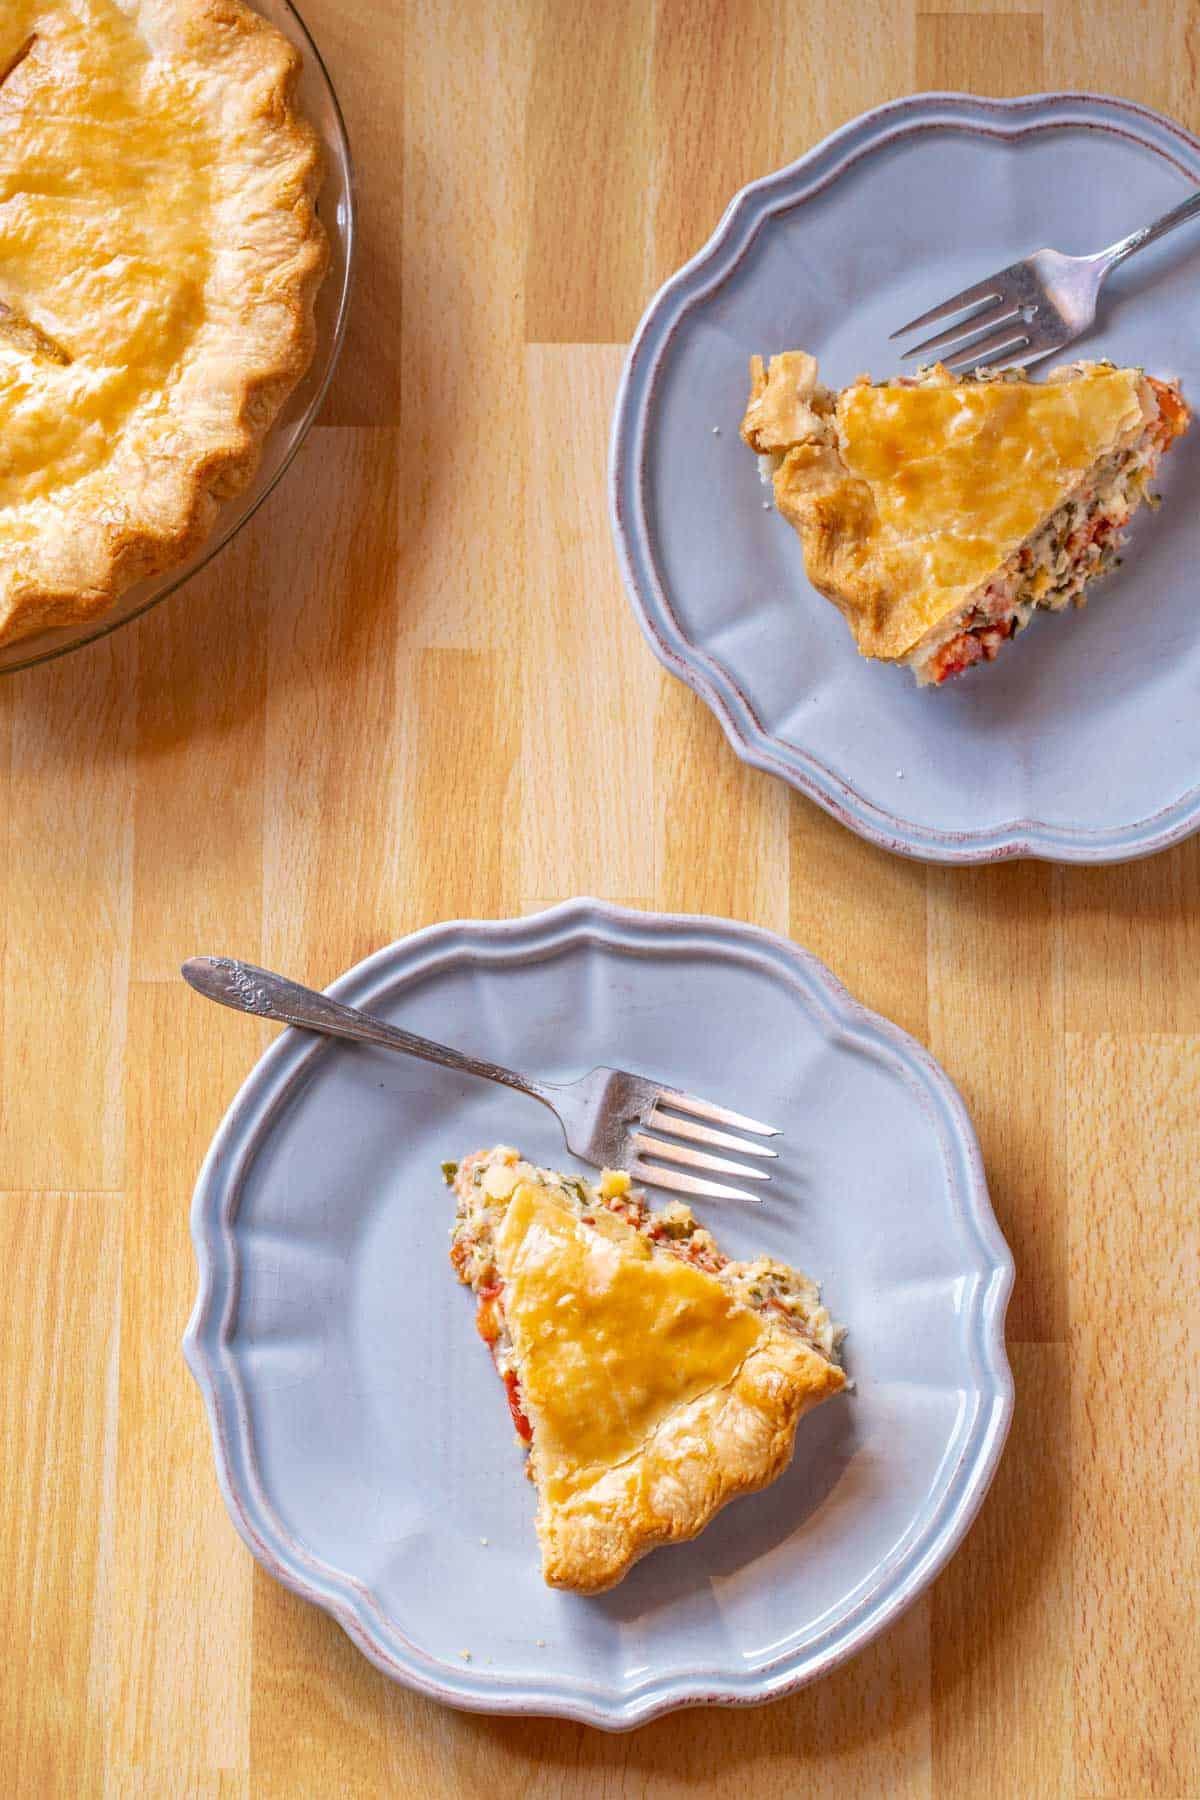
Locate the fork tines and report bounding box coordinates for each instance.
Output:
[890,269,1038,373]
[628,1087,780,1204]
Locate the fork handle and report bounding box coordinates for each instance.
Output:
[1101,187,1200,269]
[181,955,556,1107]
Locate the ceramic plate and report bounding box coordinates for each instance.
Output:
[611,93,1200,863]
[186,901,1012,1727]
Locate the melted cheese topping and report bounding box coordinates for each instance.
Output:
[495,1180,763,1505]
[0,2,212,513]
[835,372,1145,608]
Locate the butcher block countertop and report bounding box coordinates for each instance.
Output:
[1,1,1197,1794]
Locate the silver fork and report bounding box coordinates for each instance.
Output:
[182,956,779,1203]
[891,188,1200,372]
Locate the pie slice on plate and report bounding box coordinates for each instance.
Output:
[741,352,1189,684]
[0,0,328,648]
[448,1146,845,1593]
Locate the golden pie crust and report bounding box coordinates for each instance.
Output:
[741,351,1155,661]
[452,1152,844,1594]
[0,0,328,647]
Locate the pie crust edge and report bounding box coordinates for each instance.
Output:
[1,0,330,647]
[536,1326,846,1595]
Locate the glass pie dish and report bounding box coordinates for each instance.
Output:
[0,0,355,676]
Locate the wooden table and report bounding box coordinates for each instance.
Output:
[3,2,1198,1793]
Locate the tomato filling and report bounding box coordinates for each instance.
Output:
[931,503,1130,682]
[601,1197,730,1274]
[503,1369,533,1444]
[933,614,1017,683]
[474,1280,533,1444]
[1147,376,1189,450]
[924,381,1191,686]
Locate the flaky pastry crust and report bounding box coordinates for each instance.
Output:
[741,352,1158,661]
[0,0,329,646]
[450,1149,845,1594]
[536,1317,843,1594]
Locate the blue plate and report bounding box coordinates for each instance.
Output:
[185,901,1012,1727]
[611,94,1200,863]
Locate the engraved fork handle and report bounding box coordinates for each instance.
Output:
[1100,187,1200,270]
[181,956,556,1108]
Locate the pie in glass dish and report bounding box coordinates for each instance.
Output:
[0,0,328,649]
[447,1146,845,1594]
[741,351,1189,684]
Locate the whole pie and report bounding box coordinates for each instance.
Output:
[0,0,328,648]
[741,351,1189,684]
[448,1146,845,1593]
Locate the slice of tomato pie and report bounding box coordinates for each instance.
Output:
[741,351,1189,684]
[447,1146,844,1594]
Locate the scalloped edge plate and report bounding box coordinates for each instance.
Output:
[185,901,1013,1727]
[610,91,1200,864]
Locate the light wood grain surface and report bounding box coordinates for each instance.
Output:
[2,2,1198,1794]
